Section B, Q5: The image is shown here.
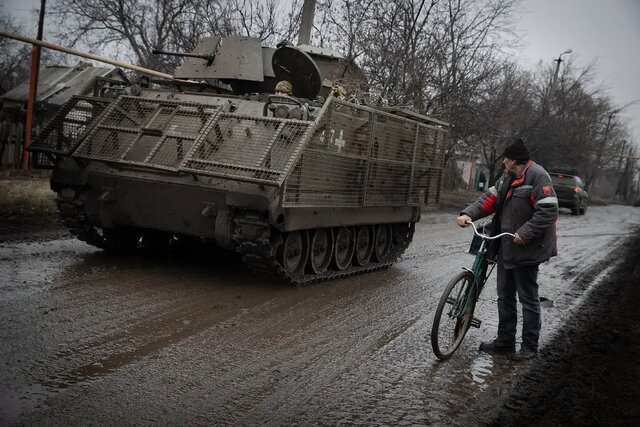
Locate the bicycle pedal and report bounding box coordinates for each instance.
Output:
[470,317,482,328]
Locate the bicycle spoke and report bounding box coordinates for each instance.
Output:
[431,271,476,360]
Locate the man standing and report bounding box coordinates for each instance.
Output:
[456,138,558,361]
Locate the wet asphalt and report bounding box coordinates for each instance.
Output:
[1,205,639,425]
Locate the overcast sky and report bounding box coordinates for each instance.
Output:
[3,0,640,144]
[513,0,640,145]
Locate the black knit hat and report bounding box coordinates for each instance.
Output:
[502,138,530,161]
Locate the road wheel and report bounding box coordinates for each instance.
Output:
[141,230,173,249]
[277,230,309,279]
[103,227,142,251]
[307,228,334,275]
[373,224,393,262]
[333,227,355,271]
[354,225,374,266]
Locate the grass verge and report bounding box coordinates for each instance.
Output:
[0,178,57,224]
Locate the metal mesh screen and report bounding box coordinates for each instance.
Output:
[74,97,219,171]
[283,102,370,206]
[31,152,55,169]
[182,114,313,185]
[411,125,446,207]
[29,96,112,167]
[283,99,448,208]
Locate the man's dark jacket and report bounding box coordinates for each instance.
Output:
[462,161,559,268]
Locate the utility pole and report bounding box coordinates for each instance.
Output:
[22,0,47,170]
[540,49,572,119]
[297,0,316,46]
[550,49,572,96]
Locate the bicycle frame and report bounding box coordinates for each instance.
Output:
[452,224,498,323]
[431,221,515,359]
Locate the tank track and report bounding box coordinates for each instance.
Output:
[56,188,414,284]
[55,187,108,249]
[56,187,141,251]
[232,209,415,285]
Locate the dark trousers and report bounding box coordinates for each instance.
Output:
[496,262,541,350]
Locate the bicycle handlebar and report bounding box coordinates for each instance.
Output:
[465,220,516,240]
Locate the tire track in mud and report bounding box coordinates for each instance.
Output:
[184,278,436,425]
[5,207,639,425]
[118,263,447,425]
[10,214,482,425]
[1,243,288,421]
[227,269,455,425]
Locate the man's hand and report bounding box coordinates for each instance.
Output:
[513,232,527,245]
[456,214,472,227]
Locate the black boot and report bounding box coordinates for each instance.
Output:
[479,339,515,355]
[511,345,538,361]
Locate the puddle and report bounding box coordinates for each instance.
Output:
[470,355,494,389]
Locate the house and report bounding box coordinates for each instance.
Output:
[456,155,489,192]
[0,63,125,169]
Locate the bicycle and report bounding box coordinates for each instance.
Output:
[430,221,515,360]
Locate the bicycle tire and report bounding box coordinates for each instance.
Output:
[431,270,477,360]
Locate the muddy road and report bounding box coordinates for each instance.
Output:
[1,205,639,425]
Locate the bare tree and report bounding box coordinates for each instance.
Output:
[314,0,377,61]
[0,7,67,92]
[50,0,198,71]
[525,59,635,188]
[463,62,536,184]
[0,11,33,92]
[49,0,303,72]
[424,0,520,165]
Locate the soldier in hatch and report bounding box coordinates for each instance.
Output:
[275,80,293,96]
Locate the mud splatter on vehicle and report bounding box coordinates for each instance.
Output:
[28,37,449,284]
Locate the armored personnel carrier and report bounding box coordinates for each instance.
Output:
[29,36,448,284]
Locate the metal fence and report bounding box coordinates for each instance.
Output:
[282,99,447,208]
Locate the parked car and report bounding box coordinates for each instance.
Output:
[549,172,589,215]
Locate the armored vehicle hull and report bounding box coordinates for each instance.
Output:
[29,42,448,284]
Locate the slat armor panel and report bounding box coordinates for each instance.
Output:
[72,96,313,186]
[283,99,447,208]
[182,114,312,185]
[74,97,219,171]
[39,94,446,206]
[29,95,113,168]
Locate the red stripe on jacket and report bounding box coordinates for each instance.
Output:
[481,194,497,216]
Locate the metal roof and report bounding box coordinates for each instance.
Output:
[0,63,121,106]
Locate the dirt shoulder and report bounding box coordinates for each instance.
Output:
[485,229,640,425]
[0,176,65,242]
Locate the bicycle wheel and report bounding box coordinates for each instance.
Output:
[431,270,477,360]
